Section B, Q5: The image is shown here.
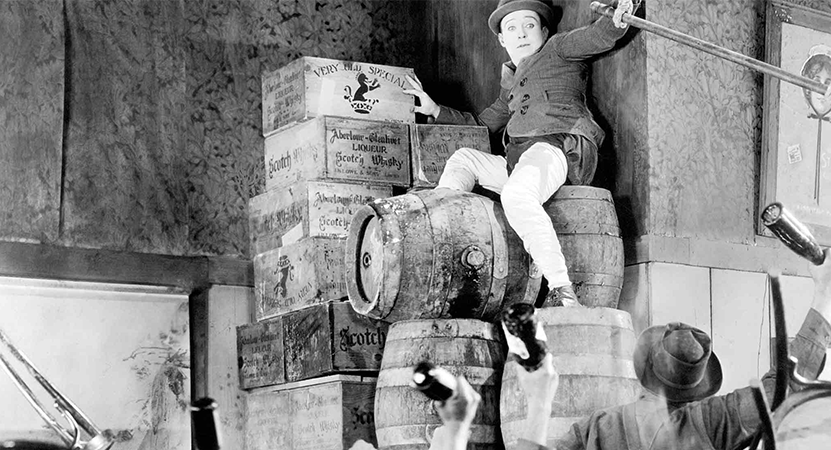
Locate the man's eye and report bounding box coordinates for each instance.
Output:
[527,23,535,28]
[508,26,515,31]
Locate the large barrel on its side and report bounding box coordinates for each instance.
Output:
[544,186,624,308]
[773,388,831,449]
[347,189,541,322]
[500,307,641,448]
[374,319,506,450]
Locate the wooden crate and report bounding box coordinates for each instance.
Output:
[237,318,285,390]
[245,375,377,450]
[409,124,491,188]
[262,56,415,135]
[253,237,346,321]
[249,181,392,255]
[283,301,388,383]
[264,116,411,191]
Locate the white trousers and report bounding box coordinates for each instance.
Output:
[437,144,570,287]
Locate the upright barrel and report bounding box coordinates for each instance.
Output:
[544,186,624,308]
[347,189,541,322]
[374,319,506,450]
[500,307,641,448]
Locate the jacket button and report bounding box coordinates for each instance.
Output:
[508,94,514,101]
[522,94,530,101]
[520,105,528,114]
[519,78,527,87]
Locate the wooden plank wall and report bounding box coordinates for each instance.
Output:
[191,285,254,450]
[410,0,503,134]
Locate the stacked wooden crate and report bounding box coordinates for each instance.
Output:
[239,56,416,450]
[409,123,490,189]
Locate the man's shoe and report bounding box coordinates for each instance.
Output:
[543,284,581,307]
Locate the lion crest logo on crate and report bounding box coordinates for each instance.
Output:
[273,255,294,298]
[261,56,416,136]
[343,73,381,114]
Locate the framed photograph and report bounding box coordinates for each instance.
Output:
[760,0,831,243]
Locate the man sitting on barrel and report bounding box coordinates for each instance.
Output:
[404,0,638,307]
[428,249,831,450]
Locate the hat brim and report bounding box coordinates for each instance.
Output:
[633,325,724,403]
[488,0,555,35]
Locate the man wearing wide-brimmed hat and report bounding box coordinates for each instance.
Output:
[404,0,637,309]
[429,250,831,450]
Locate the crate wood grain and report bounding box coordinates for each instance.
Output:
[283,301,388,383]
[253,237,346,321]
[410,124,491,188]
[237,318,285,389]
[264,116,411,190]
[262,56,415,135]
[249,181,392,255]
[245,375,377,450]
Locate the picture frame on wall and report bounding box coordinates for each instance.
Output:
[759,0,831,244]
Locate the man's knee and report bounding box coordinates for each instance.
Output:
[500,183,534,214]
[446,147,479,165]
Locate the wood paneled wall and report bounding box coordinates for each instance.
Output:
[408,0,504,144]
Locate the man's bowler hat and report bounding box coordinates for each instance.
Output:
[488,0,556,35]
[633,322,723,403]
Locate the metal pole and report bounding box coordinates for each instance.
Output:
[591,2,828,95]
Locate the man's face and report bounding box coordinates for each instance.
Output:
[498,10,548,65]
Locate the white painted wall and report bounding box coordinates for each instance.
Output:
[623,262,831,399]
[0,276,190,449]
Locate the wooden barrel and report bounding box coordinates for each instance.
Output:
[543,186,624,308]
[772,388,831,449]
[500,307,641,448]
[374,319,506,450]
[347,189,541,322]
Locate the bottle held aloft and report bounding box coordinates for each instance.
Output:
[411,361,458,401]
[191,397,222,450]
[762,202,825,266]
[501,303,548,371]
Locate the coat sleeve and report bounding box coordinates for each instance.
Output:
[547,17,627,61]
[699,308,831,448]
[548,0,641,61]
[516,439,551,450]
[435,89,511,135]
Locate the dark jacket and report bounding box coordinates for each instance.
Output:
[436,14,629,184]
[515,308,831,450]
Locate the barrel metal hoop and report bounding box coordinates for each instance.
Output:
[548,186,614,201]
[375,424,496,446]
[346,204,381,316]
[419,191,454,319]
[386,318,502,340]
[550,223,621,236]
[480,196,508,320]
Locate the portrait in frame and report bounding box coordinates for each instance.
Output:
[760,0,831,244]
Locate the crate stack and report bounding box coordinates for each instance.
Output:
[238,56,419,450]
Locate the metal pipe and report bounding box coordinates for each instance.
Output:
[591,2,828,95]
[0,327,114,450]
[768,272,790,411]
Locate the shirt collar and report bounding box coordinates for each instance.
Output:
[499,38,549,89]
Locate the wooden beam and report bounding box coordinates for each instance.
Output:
[0,241,254,291]
[208,255,254,287]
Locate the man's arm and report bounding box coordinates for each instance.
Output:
[701,250,831,448]
[429,375,481,450]
[404,75,511,136]
[513,354,566,450]
[435,91,511,135]
[550,1,641,61]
